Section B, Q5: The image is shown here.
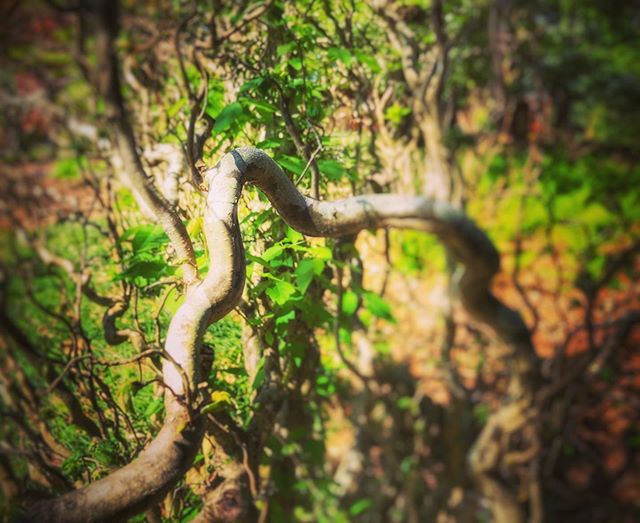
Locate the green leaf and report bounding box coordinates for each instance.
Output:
[275,309,295,327]
[246,253,269,267]
[295,259,315,293]
[252,364,266,391]
[239,77,263,93]
[286,227,304,243]
[167,97,186,118]
[262,244,286,262]
[518,250,537,270]
[341,291,358,315]
[295,258,324,294]
[144,397,164,417]
[363,292,395,322]
[397,396,413,410]
[354,50,381,72]
[180,506,200,522]
[553,185,590,220]
[188,217,203,242]
[256,138,282,149]
[53,157,82,179]
[629,434,640,449]
[39,50,72,66]
[288,57,302,71]
[309,246,332,261]
[384,103,411,125]
[318,159,345,180]
[400,455,416,474]
[338,327,352,345]
[552,224,587,252]
[328,47,353,66]
[522,198,547,231]
[266,280,297,305]
[587,255,606,279]
[201,390,232,414]
[213,102,244,132]
[205,81,226,117]
[621,193,640,221]
[221,366,248,377]
[349,499,372,516]
[163,287,185,315]
[131,225,169,254]
[579,203,611,227]
[276,42,295,57]
[279,155,307,176]
[247,98,278,114]
[121,260,167,280]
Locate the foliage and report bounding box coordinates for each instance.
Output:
[0,0,639,522]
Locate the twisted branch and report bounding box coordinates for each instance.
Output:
[22,147,534,521]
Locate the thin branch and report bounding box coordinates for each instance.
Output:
[90,1,198,284]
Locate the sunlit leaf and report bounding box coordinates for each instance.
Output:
[341,291,358,315]
[213,102,244,132]
[363,292,395,322]
[328,47,353,66]
[144,398,164,417]
[262,244,286,262]
[266,279,297,305]
[279,155,307,175]
[121,260,167,280]
[318,159,345,180]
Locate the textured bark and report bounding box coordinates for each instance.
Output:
[190,461,256,523]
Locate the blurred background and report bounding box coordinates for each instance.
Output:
[1,0,639,521]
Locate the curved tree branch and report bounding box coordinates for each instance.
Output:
[210,148,537,387]
[22,147,534,521]
[90,0,198,285]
